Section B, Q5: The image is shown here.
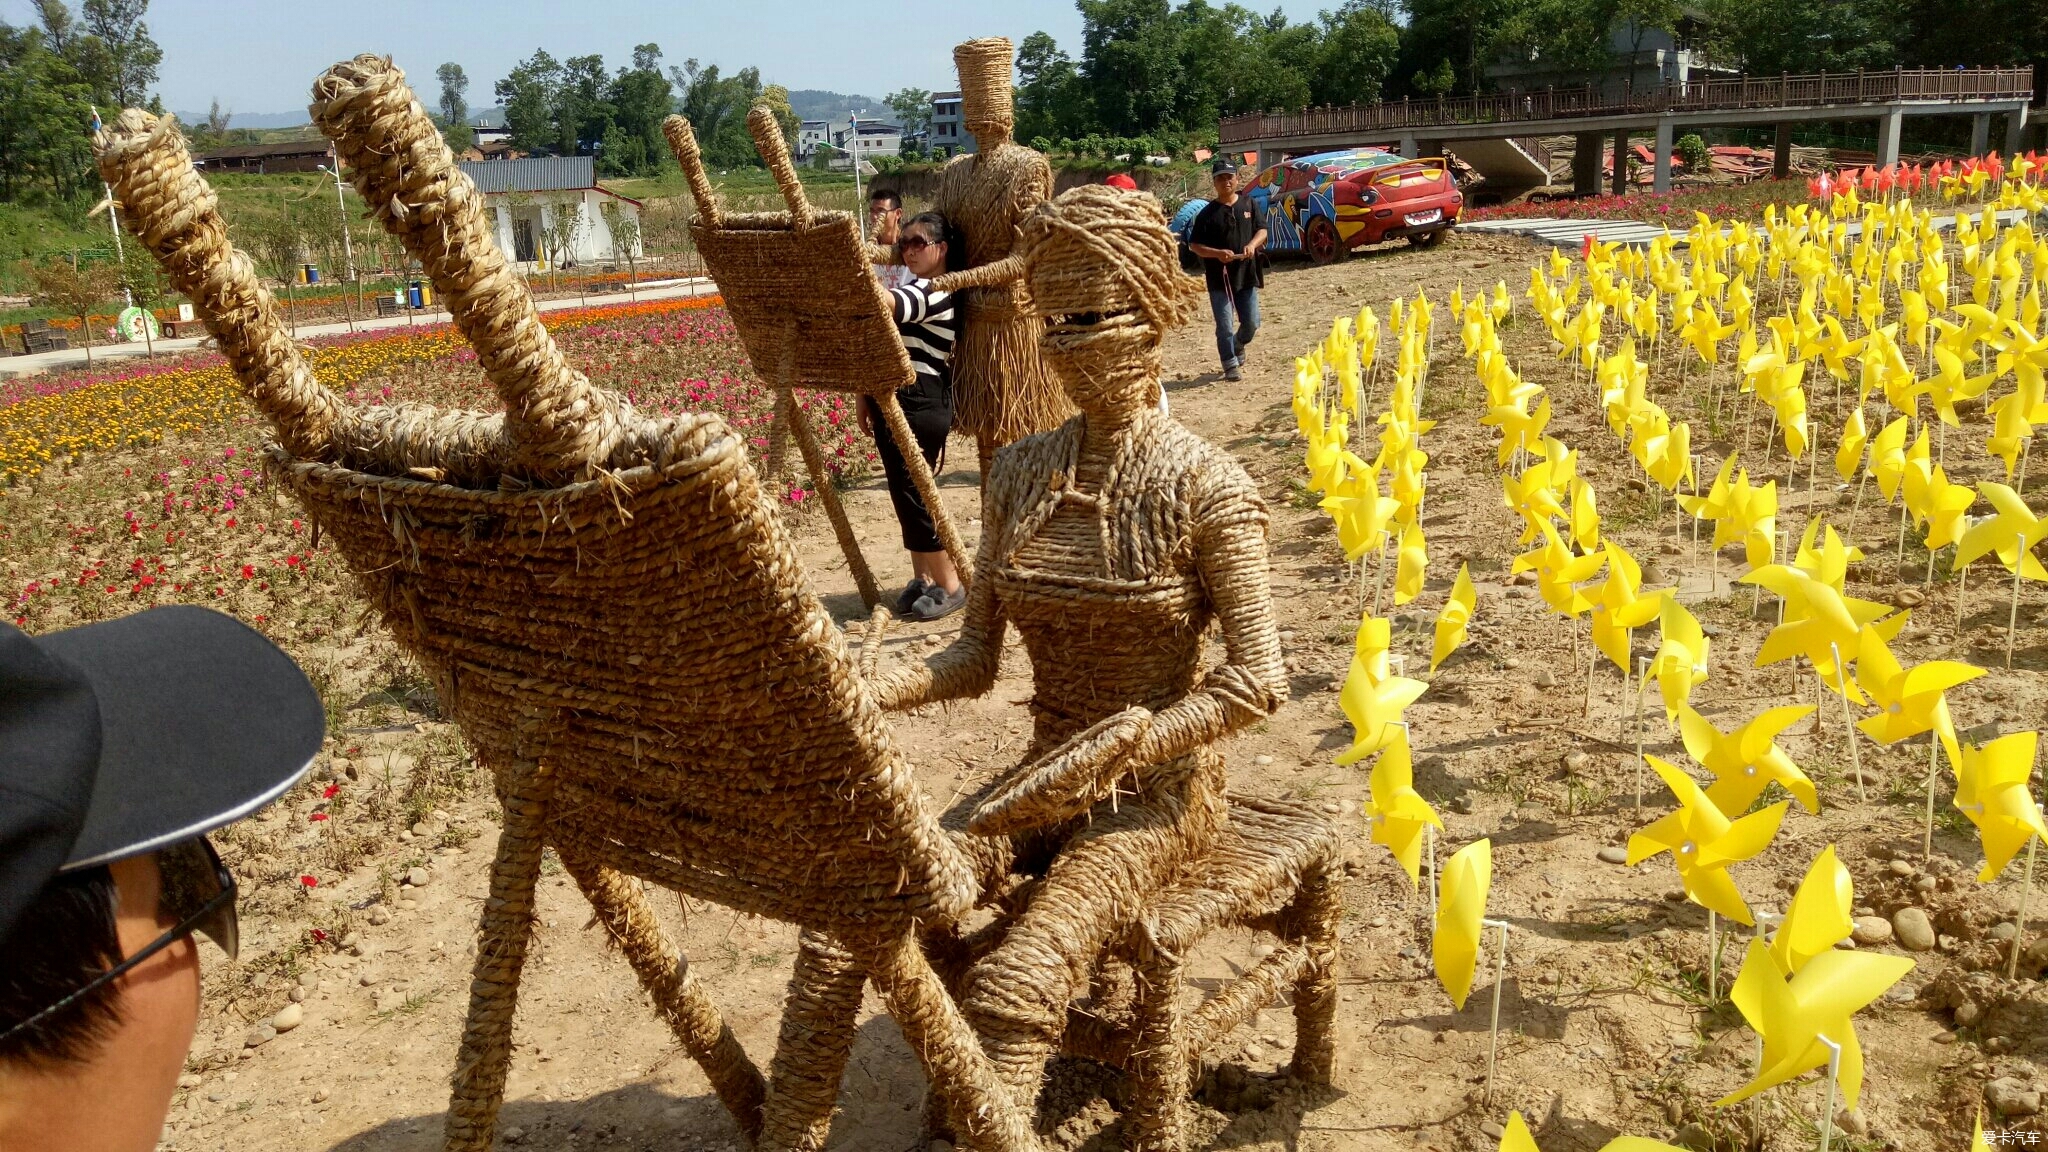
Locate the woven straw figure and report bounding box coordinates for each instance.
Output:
[93,57,1047,1152]
[928,37,1072,468]
[872,184,1289,1119]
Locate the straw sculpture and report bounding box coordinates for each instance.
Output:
[94,56,1044,1152]
[659,106,973,606]
[798,184,1333,1149]
[930,37,1073,467]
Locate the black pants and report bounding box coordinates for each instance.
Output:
[868,375,953,554]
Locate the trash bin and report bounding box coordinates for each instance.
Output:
[407,281,423,309]
[304,263,321,284]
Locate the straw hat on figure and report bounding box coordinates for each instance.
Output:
[925,37,1073,472]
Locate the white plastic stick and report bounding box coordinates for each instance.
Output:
[1707,909,1719,1000]
[1816,1035,1844,1152]
[1829,642,1867,802]
[1924,735,1942,861]
[1482,917,1511,1102]
[1635,657,1650,814]
[2007,533,2025,670]
[2009,836,2037,981]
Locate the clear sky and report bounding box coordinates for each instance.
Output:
[2,0,1331,119]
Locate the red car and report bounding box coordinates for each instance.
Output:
[1241,149,1463,263]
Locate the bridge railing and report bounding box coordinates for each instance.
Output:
[1218,66,2035,146]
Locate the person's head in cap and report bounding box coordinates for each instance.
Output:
[1211,157,1242,200]
[0,607,323,1151]
[1103,172,1138,191]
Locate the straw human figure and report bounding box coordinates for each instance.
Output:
[925,37,1072,471]
[872,183,1288,1115]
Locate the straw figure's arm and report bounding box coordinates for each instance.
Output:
[927,160,1045,296]
[1126,493,1288,767]
[869,504,1011,712]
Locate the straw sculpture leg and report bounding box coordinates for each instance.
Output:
[555,846,766,1141]
[778,387,881,609]
[852,927,1044,1152]
[1125,948,1190,1152]
[445,759,555,1152]
[757,931,868,1152]
[1283,859,1343,1083]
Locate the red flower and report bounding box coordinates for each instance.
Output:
[299,874,318,887]
[240,565,254,579]
[309,812,329,822]
[309,928,327,943]
[322,783,340,799]
[225,517,236,528]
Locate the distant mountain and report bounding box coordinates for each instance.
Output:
[785,89,882,126]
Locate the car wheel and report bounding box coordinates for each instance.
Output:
[1306,215,1344,265]
[1408,228,1446,249]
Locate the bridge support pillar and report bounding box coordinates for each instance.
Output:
[1772,123,1793,179]
[1571,133,1603,195]
[2008,107,2030,157]
[1876,107,1903,168]
[1611,129,1628,194]
[1397,133,1419,159]
[1653,118,1674,194]
[1971,113,1992,157]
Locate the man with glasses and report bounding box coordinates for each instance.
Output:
[0,606,324,1151]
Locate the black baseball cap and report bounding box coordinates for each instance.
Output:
[0,607,324,945]
[1211,158,1238,177]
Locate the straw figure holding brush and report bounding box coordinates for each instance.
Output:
[923,37,1073,471]
[872,183,1288,1114]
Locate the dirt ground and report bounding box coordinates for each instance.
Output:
[158,231,2048,1152]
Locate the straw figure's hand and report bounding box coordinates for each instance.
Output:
[967,707,1154,836]
[868,527,1009,712]
[928,251,1027,295]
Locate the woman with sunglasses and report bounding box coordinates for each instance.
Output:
[863,211,968,620]
[0,607,323,1151]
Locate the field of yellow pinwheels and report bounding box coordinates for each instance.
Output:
[11,179,2048,1152]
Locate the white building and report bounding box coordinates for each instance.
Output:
[828,119,901,168]
[457,157,643,269]
[797,120,831,159]
[929,90,973,157]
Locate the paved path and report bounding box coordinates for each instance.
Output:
[1458,206,2034,250]
[0,277,719,379]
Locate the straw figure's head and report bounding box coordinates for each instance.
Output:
[1021,185,1203,417]
[954,37,1015,150]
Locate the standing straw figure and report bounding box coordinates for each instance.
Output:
[927,37,1072,471]
[873,183,1287,1114]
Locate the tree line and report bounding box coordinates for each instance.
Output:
[1011,0,2048,150]
[486,43,798,177]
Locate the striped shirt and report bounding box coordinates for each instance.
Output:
[890,279,957,389]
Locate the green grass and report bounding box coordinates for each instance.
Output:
[0,201,114,291]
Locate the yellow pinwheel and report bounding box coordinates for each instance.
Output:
[1514,525,1605,618]
[1590,544,1665,673]
[1743,564,1903,697]
[1394,519,1427,606]
[1336,618,1429,764]
[1431,562,1476,673]
[1766,845,1854,976]
[1835,404,1868,483]
[1628,756,1788,925]
[1644,419,1695,494]
[1728,473,1779,570]
[1951,731,2048,882]
[1569,476,1601,552]
[1681,456,1738,537]
[1954,482,2048,581]
[1497,1112,1688,1152]
[1852,624,1981,746]
[1919,467,1978,553]
[1867,415,1910,503]
[1363,726,1444,887]
[1717,936,1913,1107]
[1646,596,1711,721]
[1792,518,1864,592]
[1484,394,1553,467]
[1433,837,1492,1009]
[1677,704,1820,814]
[1503,461,1568,544]
[1322,474,1401,563]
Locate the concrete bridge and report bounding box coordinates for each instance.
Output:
[1219,67,2035,200]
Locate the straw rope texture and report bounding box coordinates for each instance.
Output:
[94,58,1048,1152]
[932,37,1073,450]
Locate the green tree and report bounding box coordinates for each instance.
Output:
[79,0,158,107]
[0,21,99,202]
[671,59,771,168]
[25,254,123,362]
[1696,0,1903,74]
[599,47,672,175]
[1311,0,1401,106]
[1016,30,1086,142]
[495,49,563,154]
[885,87,931,139]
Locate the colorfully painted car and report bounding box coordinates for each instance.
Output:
[1242,149,1462,262]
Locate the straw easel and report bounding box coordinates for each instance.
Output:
[660,109,973,608]
[98,59,1043,1152]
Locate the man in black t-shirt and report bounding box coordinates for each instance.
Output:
[1187,158,1268,381]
